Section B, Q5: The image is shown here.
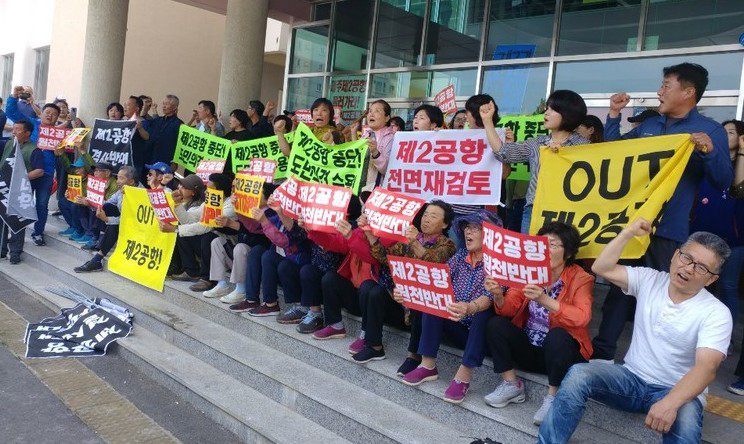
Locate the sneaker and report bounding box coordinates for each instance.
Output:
[402,366,439,386]
[9,255,21,265]
[297,312,324,334]
[484,379,526,408]
[348,337,365,354]
[397,357,422,377]
[203,284,234,299]
[589,358,615,365]
[352,345,386,364]
[169,272,199,282]
[58,227,75,236]
[190,279,215,292]
[31,234,46,246]
[74,259,103,273]
[220,290,246,304]
[81,240,98,250]
[229,300,260,312]
[74,234,93,244]
[69,231,85,241]
[727,379,744,396]
[248,304,280,317]
[277,304,308,324]
[533,394,555,426]
[444,379,470,404]
[312,325,347,340]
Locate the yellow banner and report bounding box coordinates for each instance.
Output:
[108,186,177,292]
[200,188,223,227]
[233,173,264,219]
[530,134,693,259]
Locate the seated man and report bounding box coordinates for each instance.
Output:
[539,218,733,443]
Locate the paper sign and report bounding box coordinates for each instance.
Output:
[89,119,137,169]
[147,189,178,224]
[388,255,455,319]
[482,222,551,289]
[244,159,277,183]
[85,176,107,209]
[298,182,351,233]
[434,84,457,115]
[231,132,292,177]
[195,159,226,183]
[363,187,425,243]
[234,173,264,218]
[294,107,342,126]
[270,176,302,219]
[37,125,71,151]
[174,124,231,171]
[200,188,223,227]
[59,128,91,151]
[65,175,83,202]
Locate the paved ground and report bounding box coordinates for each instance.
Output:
[0,274,241,444]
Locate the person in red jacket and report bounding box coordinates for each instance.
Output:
[483,222,594,427]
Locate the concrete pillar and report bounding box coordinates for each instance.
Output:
[217,0,269,121]
[78,0,129,122]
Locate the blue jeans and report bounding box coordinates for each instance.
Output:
[718,245,744,325]
[244,244,268,303]
[538,363,703,444]
[521,203,533,234]
[260,249,302,305]
[300,264,324,308]
[418,309,492,368]
[31,174,53,237]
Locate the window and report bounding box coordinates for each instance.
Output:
[553,52,744,94]
[331,0,374,71]
[644,0,744,50]
[423,0,485,65]
[290,26,329,74]
[286,77,325,112]
[370,69,476,99]
[33,46,50,102]
[313,2,332,21]
[481,64,549,115]
[1,53,13,99]
[373,0,427,68]
[485,0,556,61]
[558,0,643,55]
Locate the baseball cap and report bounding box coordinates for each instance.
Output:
[145,162,172,175]
[71,157,86,168]
[179,174,206,192]
[627,109,660,123]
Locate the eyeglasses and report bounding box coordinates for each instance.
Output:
[677,249,718,276]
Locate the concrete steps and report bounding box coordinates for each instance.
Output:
[4,217,663,443]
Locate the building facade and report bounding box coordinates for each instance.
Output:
[284,0,744,131]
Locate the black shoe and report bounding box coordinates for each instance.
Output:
[74,259,103,273]
[296,313,324,334]
[396,357,422,377]
[31,234,45,246]
[189,279,216,292]
[9,255,21,265]
[352,345,386,364]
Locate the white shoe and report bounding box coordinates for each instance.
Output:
[203,284,234,298]
[220,290,246,304]
[589,358,615,365]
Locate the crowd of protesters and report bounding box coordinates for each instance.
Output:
[4,61,744,442]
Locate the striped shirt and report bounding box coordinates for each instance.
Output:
[493,132,589,206]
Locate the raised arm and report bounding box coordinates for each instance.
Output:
[274,120,292,157]
[591,217,652,292]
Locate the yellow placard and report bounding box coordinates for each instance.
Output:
[530,134,694,259]
[233,173,264,219]
[65,174,83,201]
[60,128,91,149]
[108,186,177,292]
[200,188,224,227]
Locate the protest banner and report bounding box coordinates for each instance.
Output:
[294,107,342,126]
[174,124,231,171]
[298,182,352,233]
[65,174,83,201]
[270,176,302,219]
[195,158,226,183]
[388,255,455,319]
[37,125,72,151]
[287,123,369,194]
[230,132,293,177]
[147,189,178,224]
[531,134,694,258]
[233,173,264,218]
[59,127,91,151]
[200,188,223,227]
[434,84,457,115]
[0,144,37,234]
[109,186,177,292]
[329,76,367,124]
[244,158,278,183]
[496,114,548,181]
[85,175,107,208]
[383,129,504,205]
[482,222,551,289]
[89,119,137,169]
[363,187,425,243]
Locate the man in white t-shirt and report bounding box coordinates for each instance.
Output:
[539,218,732,444]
